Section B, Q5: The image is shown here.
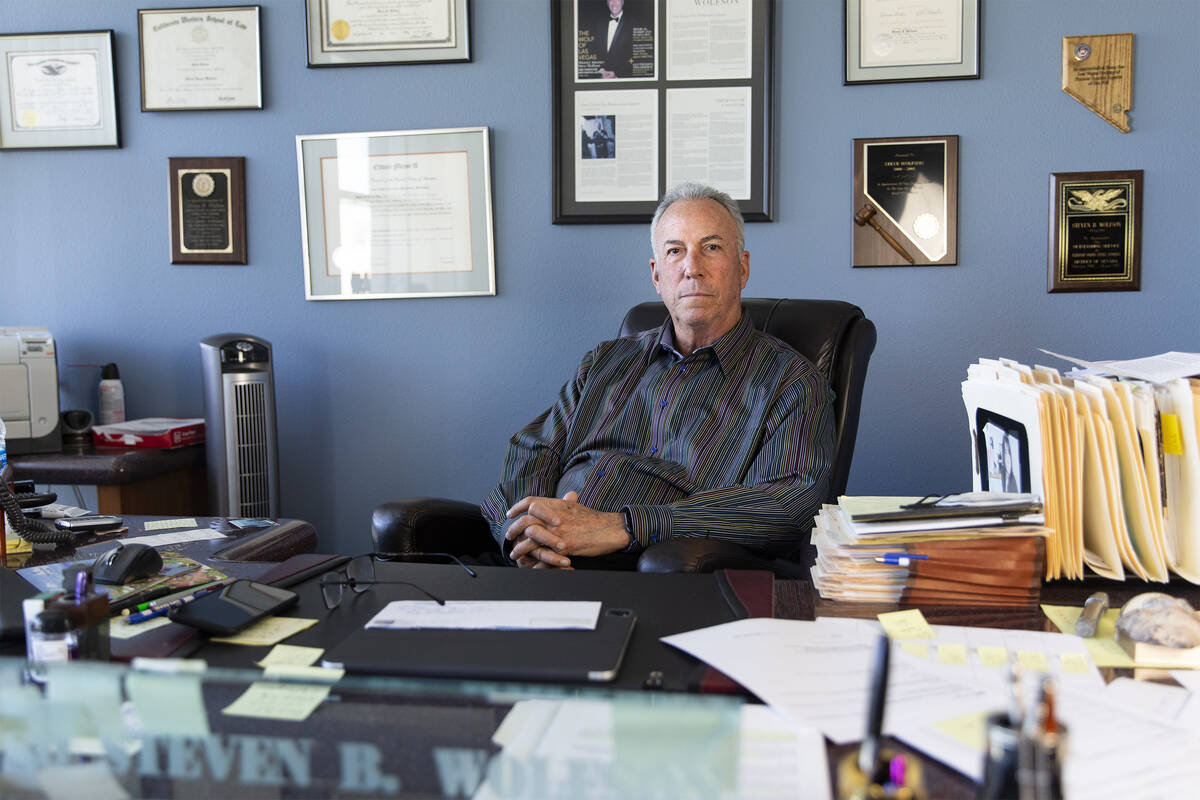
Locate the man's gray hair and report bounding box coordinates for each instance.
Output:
[650,182,746,255]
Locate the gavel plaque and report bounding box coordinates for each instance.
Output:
[852,135,958,267]
[1048,170,1142,293]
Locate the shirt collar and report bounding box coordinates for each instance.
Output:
[656,309,754,372]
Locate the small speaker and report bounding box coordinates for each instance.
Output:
[199,334,279,517]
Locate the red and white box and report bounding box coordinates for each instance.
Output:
[92,418,205,449]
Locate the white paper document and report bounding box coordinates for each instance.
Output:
[662,617,994,744]
[130,528,227,547]
[476,699,829,800]
[365,600,601,630]
[1039,348,1200,383]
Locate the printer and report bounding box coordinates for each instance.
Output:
[0,327,61,454]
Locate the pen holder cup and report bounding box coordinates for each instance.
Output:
[978,712,1067,800]
[836,747,925,800]
[49,592,110,661]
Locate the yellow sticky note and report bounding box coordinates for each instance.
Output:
[1060,652,1091,674]
[256,644,324,668]
[211,617,318,647]
[977,646,1009,667]
[1017,651,1049,672]
[933,710,989,752]
[900,641,929,659]
[222,681,330,722]
[938,643,969,665]
[877,609,935,639]
[1162,413,1184,455]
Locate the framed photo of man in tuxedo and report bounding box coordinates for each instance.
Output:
[554,0,774,224]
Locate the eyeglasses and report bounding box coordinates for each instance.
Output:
[319,552,476,611]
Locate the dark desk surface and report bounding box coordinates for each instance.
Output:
[2,515,316,573]
[10,445,205,485]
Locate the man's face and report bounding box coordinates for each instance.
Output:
[650,198,749,350]
[607,0,624,17]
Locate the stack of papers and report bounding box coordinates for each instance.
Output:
[964,352,1200,583]
[810,497,1050,606]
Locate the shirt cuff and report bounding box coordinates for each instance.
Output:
[621,505,672,551]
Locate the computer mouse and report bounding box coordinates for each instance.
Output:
[92,542,164,585]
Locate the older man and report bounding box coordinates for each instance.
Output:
[482,183,834,569]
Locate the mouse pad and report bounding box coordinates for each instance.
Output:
[17,555,225,604]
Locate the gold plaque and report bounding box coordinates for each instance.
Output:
[1061,33,1133,132]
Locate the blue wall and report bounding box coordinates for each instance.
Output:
[2,1,1197,554]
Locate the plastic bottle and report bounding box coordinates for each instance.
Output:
[27,608,78,682]
[98,363,125,425]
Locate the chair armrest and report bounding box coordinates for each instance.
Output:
[371,497,495,556]
[637,539,781,574]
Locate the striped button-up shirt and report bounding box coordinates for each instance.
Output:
[481,312,834,557]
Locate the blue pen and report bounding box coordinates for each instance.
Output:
[874,554,930,566]
[127,581,226,624]
[126,605,172,625]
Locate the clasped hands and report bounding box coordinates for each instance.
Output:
[504,491,630,569]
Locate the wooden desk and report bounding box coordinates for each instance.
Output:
[9,446,208,515]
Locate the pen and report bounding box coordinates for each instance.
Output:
[127,578,226,614]
[126,579,230,624]
[858,634,890,780]
[874,554,928,566]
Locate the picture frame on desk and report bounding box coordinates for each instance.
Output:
[295,127,496,300]
[552,0,774,223]
[1048,169,1142,293]
[843,0,980,84]
[304,0,470,67]
[168,156,248,265]
[0,30,119,150]
[137,6,263,111]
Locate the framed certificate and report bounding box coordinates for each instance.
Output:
[844,0,980,84]
[169,156,248,265]
[305,0,470,66]
[138,6,263,111]
[0,30,119,150]
[1048,170,1142,293]
[852,135,959,267]
[553,0,774,223]
[296,127,495,300]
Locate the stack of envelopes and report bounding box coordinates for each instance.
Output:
[962,353,1200,582]
[810,496,1049,606]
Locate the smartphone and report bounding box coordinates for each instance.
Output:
[54,515,124,533]
[169,580,298,636]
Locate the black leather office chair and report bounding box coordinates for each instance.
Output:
[371,298,877,575]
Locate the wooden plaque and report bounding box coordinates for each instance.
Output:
[852,135,959,267]
[1061,33,1133,133]
[169,156,247,265]
[1048,170,1142,293]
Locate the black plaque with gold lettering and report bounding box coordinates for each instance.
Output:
[1049,170,1141,292]
[169,156,247,264]
[853,135,958,267]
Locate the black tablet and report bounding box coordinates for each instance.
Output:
[169,580,298,636]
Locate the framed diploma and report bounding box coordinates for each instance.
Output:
[0,30,119,150]
[1048,170,1142,293]
[852,135,959,267]
[844,0,980,84]
[138,6,263,111]
[305,0,470,67]
[169,157,247,265]
[296,127,495,300]
[552,0,774,223]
